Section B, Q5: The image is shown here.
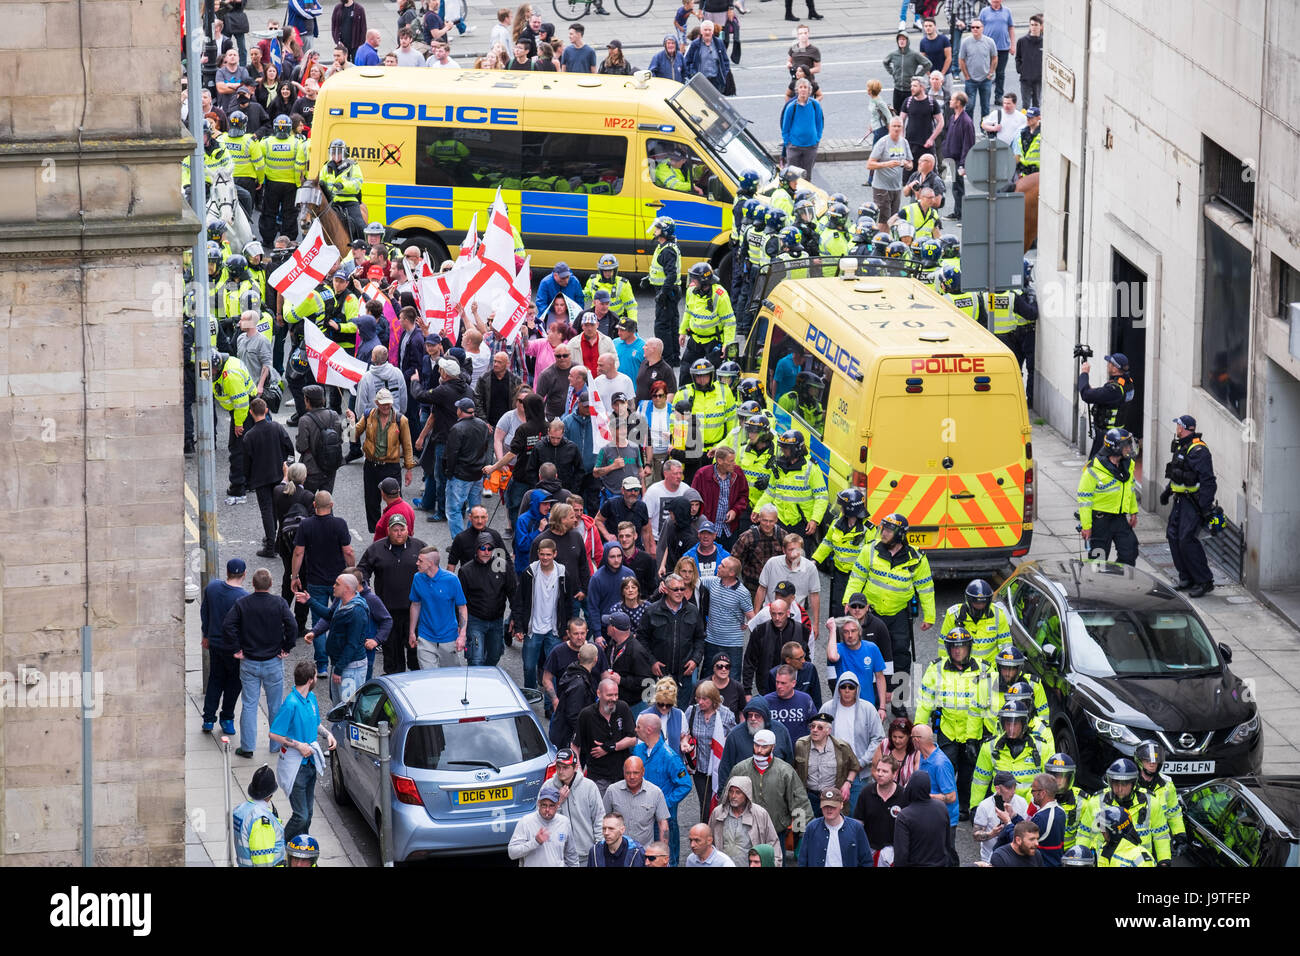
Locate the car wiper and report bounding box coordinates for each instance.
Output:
[447,759,502,773]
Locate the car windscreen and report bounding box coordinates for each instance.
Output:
[1067,609,1221,677]
[402,715,548,771]
[666,76,777,184]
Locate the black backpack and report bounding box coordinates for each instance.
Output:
[278,500,309,552]
[310,410,343,472]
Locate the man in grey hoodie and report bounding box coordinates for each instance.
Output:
[551,747,604,859]
[507,784,582,867]
[708,774,783,866]
[883,32,933,113]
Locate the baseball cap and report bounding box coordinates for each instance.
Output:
[375,388,394,405]
[378,476,400,496]
[994,771,1018,789]
[611,392,628,405]
[555,748,577,764]
[438,357,462,377]
[1104,352,1130,369]
[774,580,797,598]
[602,610,632,632]
[348,239,366,252]
[367,265,386,280]
[753,729,776,747]
[617,317,637,332]
[593,289,611,302]
[387,513,408,528]
[1173,414,1197,430]
[227,558,246,576]
[621,476,642,490]
[819,788,845,806]
[580,311,599,325]
[425,333,443,348]
[553,261,571,278]
[846,592,869,609]
[1026,106,1041,117]
[697,520,717,535]
[577,391,592,407]
[538,784,561,803]
[455,396,476,413]
[607,39,622,49]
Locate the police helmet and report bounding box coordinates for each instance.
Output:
[794,198,816,224]
[650,215,676,239]
[1061,845,1096,867]
[738,170,761,197]
[995,646,1026,677]
[1133,740,1165,770]
[690,358,716,387]
[365,221,385,237]
[687,262,715,287]
[737,399,762,420]
[242,241,264,261]
[207,217,228,241]
[598,253,619,275]
[1105,758,1139,786]
[965,579,994,606]
[1022,256,1035,291]
[225,254,249,283]
[238,288,262,313]
[741,199,763,225]
[893,221,916,242]
[871,234,891,256]
[795,370,825,402]
[885,240,908,260]
[1102,427,1139,460]
[878,512,909,541]
[1045,752,1077,790]
[825,202,849,231]
[943,626,974,657]
[211,351,230,373]
[273,115,292,136]
[206,239,223,264]
[939,234,961,257]
[836,487,866,519]
[916,237,943,267]
[780,165,804,188]
[1099,804,1129,834]
[852,220,874,245]
[793,189,814,206]
[328,138,347,162]
[738,378,765,406]
[776,429,807,463]
[745,413,772,438]
[718,360,741,386]
[289,348,310,378]
[286,833,320,863]
[828,192,848,208]
[998,699,1029,734]
[1004,680,1035,707]
[939,264,962,294]
[765,209,788,232]
[857,201,880,223]
[780,227,802,252]
[228,111,248,135]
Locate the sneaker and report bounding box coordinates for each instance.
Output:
[287,413,301,427]
[427,513,446,522]
[234,748,254,758]
[202,721,215,732]
[221,719,236,735]
[225,494,247,505]
[1188,582,1215,597]
[1173,579,1193,591]
[316,669,329,679]
[257,545,277,558]
[899,19,908,30]
[412,497,423,509]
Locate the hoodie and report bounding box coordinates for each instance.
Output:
[823,674,887,769]
[660,486,704,570]
[708,774,783,867]
[555,766,605,857]
[883,35,932,92]
[730,751,813,835]
[356,361,408,418]
[513,489,551,574]
[585,551,635,637]
[648,36,685,82]
[551,661,597,750]
[716,696,793,789]
[354,313,382,368]
[893,770,950,867]
[507,800,582,867]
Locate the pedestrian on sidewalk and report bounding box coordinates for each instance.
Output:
[269,661,338,842]
[358,514,425,674]
[883,31,932,114]
[958,18,997,120]
[780,79,825,179]
[242,398,296,557]
[225,567,297,757]
[291,491,356,678]
[201,557,248,735]
[458,531,517,666]
[1015,14,1043,109]
[444,396,494,537]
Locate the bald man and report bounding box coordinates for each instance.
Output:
[602,754,670,847]
[302,572,369,704]
[686,822,735,866]
[576,677,637,794]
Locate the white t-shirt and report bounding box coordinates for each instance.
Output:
[467,342,492,386]
[427,55,462,69]
[644,402,671,453]
[528,565,560,636]
[496,408,523,457]
[973,793,1030,863]
[757,555,821,604]
[593,372,635,417]
[823,816,845,867]
[982,107,1026,146]
[643,480,684,544]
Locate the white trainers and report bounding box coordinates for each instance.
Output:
[899,19,908,31]
[225,494,247,505]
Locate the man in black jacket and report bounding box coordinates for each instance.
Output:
[444,396,495,539]
[475,351,522,428]
[356,515,425,674]
[605,611,655,709]
[222,567,297,758]
[743,599,806,697]
[636,572,706,697]
[893,770,951,867]
[527,419,583,494]
[446,505,508,572]
[458,531,516,666]
[412,357,470,521]
[513,539,576,697]
[242,398,295,557]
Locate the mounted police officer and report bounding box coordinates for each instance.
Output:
[319,138,366,241]
[1078,351,1136,459]
[1161,414,1217,596]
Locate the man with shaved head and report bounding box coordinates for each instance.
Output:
[633,709,692,865]
[603,754,670,848]
[576,677,638,795]
[302,572,369,704]
[686,822,735,866]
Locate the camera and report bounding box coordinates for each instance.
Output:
[1073,344,1094,360]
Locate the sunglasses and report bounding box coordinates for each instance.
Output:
[714,663,731,670]
[644,853,664,860]
[668,586,686,592]
[477,545,494,552]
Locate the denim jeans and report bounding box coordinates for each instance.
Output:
[993,50,1009,101]
[307,584,333,672]
[330,659,367,704]
[239,656,284,754]
[466,615,505,666]
[523,631,560,695]
[284,760,317,841]
[422,442,447,518]
[446,476,483,538]
[964,77,993,122]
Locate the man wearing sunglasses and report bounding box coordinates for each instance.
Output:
[456,532,516,667]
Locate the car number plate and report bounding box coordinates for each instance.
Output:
[906,531,932,548]
[453,786,513,805]
[1162,760,1214,775]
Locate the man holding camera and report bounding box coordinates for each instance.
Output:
[1077,351,1135,459]
[1161,415,1217,597]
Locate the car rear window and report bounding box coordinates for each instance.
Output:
[402,715,548,771]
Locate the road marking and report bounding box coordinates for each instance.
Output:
[185,511,200,544]
[730,88,867,102]
[185,482,198,510]
[743,58,887,71]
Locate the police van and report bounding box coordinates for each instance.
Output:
[742,270,1035,573]
[309,70,789,277]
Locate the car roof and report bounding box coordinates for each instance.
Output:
[1238,776,1300,836]
[381,666,530,720]
[1011,559,1188,612]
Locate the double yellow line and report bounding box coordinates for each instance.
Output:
[184,483,225,544]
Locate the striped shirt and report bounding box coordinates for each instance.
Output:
[699,575,750,648]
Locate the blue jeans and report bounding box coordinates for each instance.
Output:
[446,476,483,537]
[898,0,911,21]
[668,809,681,866]
[330,659,367,704]
[239,657,284,754]
[466,615,505,666]
[307,584,333,671]
[523,631,561,704]
[994,49,1010,101]
[422,442,447,518]
[964,77,993,122]
[949,30,963,75]
[284,760,317,841]
[847,775,866,817]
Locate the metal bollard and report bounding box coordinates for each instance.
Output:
[379,721,394,867]
[221,736,235,868]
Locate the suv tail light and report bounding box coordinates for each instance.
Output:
[392,773,424,806]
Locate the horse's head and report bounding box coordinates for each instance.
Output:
[296,180,324,235]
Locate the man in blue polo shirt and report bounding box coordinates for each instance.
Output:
[914,723,960,865]
[408,545,467,669]
[269,661,338,840]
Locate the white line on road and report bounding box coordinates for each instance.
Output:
[729,88,867,101]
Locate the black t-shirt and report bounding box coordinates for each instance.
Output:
[855,784,908,849]
[543,642,609,686]
[902,94,940,145]
[918,34,951,71]
[599,498,649,536]
[575,700,634,782]
[294,514,351,586]
[989,844,1043,867]
[788,43,821,75]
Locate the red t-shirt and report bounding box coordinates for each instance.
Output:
[579,335,602,375]
[373,498,417,541]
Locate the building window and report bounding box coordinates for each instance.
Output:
[1202,137,1255,220]
[1200,217,1250,419]
[1058,157,1072,272]
[1276,254,1300,320]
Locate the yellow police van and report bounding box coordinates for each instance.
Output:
[309,70,793,277]
[741,272,1035,573]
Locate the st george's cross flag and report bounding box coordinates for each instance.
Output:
[302,319,366,393]
[270,219,339,309]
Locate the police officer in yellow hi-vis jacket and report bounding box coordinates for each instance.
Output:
[1077,427,1140,565]
[212,352,257,503]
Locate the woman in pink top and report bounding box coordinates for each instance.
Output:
[525,320,572,387]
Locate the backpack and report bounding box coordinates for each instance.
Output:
[310,409,343,471]
[278,499,310,552]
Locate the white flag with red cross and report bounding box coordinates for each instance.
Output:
[302,319,367,393]
[420,271,459,345]
[269,219,340,309]
[585,380,614,456]
[448,213,480,305]
[459,190,517,318]
[491,256,532,345]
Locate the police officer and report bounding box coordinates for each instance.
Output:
[212,351,256,503]
[939,579,1010,665]
[585,254,638,326]
[723,399,763,453]
[939,266,985,323]
[884,239,909,264]
[938,234,961,272]
[772,227,810,281]
[286,833,321,868]
[261,115,308,244]
[733,199,763,327]
[1096,806,1156,868]
[1161,414,1217,596]
[777,370,826,434]
[757,429,827,542]
[319,138,366,241]
[969,700,1044,810]
[857,200,879,228]
[1013,257,1039,404]
[1078,351,1136,459]
[644,216,682,368]
[913,237,943,277]
[221,110,263,218]
[1077,427,1140,565]
[1080,758,1170,865]
[736,413,776,518]
[716,360,742,405]
[916,627,991,816]
[844,512,935,704]
[792,197,820,255]
[1013,107,1042,182]
[218,254,260,340]
[985,284,1036,356]
[1134,740,1187,855]
[812,488,875,615]
[816,202,852,275]
[678,263,736,386]
[769,166,802,217]
[895,188,942,242]
[678,359,735,458]
[1044,752,1086,851]
[983,645,1048,735]
[653,146,698,194]
[745,208,784,322]
[1002,680,1054,755]
[849,217,876,257]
